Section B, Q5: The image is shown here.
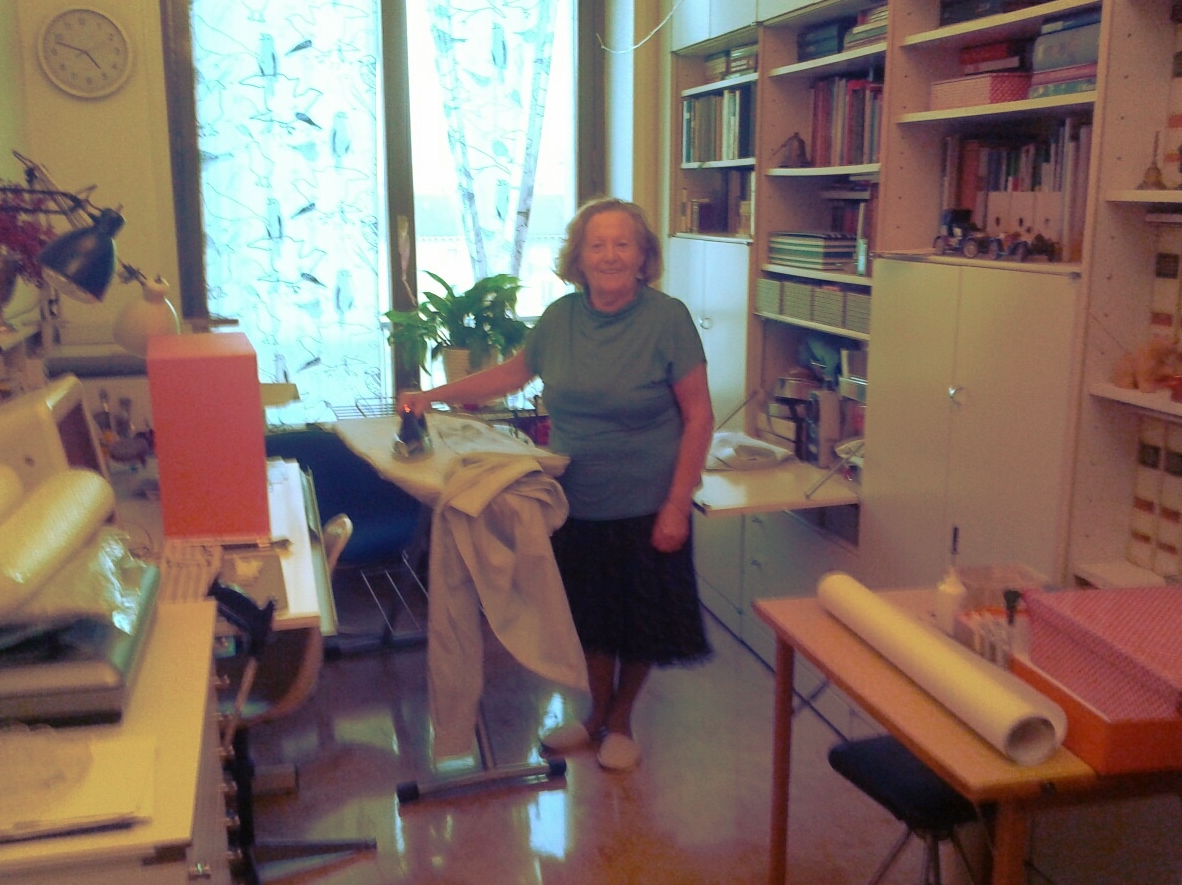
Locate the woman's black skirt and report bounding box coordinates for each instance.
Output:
[551,513,713,667]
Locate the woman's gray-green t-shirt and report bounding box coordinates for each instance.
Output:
[524,286,706,520]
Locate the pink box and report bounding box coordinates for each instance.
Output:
[1026,587,1182,720]
[148,332,269,540]
[929,72,1031,110]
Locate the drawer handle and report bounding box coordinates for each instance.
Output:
[698,315,713,330]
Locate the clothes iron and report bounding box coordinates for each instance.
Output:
[393,405,431,459]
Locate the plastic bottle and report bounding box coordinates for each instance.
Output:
[934,568,967,636]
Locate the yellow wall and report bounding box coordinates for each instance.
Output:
[5,0,180,338]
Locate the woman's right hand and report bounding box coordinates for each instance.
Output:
[397,390,429,416]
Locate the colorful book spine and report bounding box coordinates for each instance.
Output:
[1031,23,1101,72]
[1027,77,1098,100]
[1030,61,1098,87]
[1040,7,1103,34]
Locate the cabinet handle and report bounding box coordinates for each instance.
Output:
[948,386,965,404]
[188,863,213,880]
[698,315,713,330]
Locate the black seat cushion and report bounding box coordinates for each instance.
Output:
[828,735,978,833]
[265,427,421,567]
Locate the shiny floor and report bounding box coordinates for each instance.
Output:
[245,572,935,885]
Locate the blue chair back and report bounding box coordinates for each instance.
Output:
[264,427,422,567]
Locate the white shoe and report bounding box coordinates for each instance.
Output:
[540,722,591,752]
[597,733,641,771]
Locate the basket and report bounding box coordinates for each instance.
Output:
[811,286,845,327]
[782,280,813,320]
[844,291,871,334]
[756,278,783,314]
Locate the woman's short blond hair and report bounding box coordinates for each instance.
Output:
[554,197,663,291]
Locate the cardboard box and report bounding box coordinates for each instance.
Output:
[1026,587,1182,720]
[930,72,1031,110]
[1011,656,1182,774]
[148,332,269,540]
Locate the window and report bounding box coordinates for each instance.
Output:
[162,0,591,422]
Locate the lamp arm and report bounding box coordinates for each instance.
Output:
[9,152,145,284]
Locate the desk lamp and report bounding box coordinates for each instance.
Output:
[0,152,179,351]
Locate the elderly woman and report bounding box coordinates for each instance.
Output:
[399,196,715,771]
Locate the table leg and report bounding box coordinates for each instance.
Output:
[768,640,796,885]
[990,801,1028,885]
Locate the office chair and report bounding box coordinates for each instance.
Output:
[264,426,428,655]
[828,734,987,885]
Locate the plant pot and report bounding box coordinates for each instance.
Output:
[441,347,505,407]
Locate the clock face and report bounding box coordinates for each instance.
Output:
[38,8,132,99]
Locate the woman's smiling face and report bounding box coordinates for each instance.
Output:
[579,209,644,310]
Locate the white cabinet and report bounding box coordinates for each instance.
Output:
[859,259,1080,588]
[672,0,757,52]
[666,235,750,427]
[693,511,743,637]
[755,0,821,23]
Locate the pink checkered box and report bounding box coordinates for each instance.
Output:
[1027,587,1182,720]
[929,73,1031,111]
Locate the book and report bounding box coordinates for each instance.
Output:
[1030,61,1098,87]
[1040,7,1103,34]
[1032,23,1100,72]
[959,39,1028,65]
[1027,77,1097,99]
[962,55,1026,75]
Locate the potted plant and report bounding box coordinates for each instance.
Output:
[385,271,530,381]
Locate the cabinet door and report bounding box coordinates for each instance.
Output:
[711,0,756,38]
[671,0,711,51]
[693,511,743,635]
[756,0,819,22]
[859,259,960,587]
[945,266,1078,579]
[861,259,1079,587]
[666,236,750,426]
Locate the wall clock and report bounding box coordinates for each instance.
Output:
[38,8,133,99]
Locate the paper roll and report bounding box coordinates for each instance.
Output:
[0,466,22,524]
[818,572,1066,766]
[0,469,116,618]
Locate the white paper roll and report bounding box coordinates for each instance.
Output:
[0,469,116,618]
[818,572,1066,766]
[0,466,22,524]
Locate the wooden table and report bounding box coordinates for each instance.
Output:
[753,589,1182,885]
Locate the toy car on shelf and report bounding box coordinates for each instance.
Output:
[933,209,992,258]
[985,230,1058,262]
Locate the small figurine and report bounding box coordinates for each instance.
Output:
[1138,132,1167,190]
[774,132,809,168]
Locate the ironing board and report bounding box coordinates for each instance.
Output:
[333,411,577,801]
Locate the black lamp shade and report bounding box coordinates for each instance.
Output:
[37,207,125,303]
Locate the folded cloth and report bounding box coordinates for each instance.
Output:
[428,453,589,759]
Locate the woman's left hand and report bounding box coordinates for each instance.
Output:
[651,502,691,552]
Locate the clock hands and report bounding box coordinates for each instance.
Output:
[53,36,101,69]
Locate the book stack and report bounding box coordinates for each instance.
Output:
[843,4,889,52]
[1028,9,1101,99]
[727,43,758,78]
[704,51,729,83]
[958,38,1031,75]
[768,231,857,270]
[797,17,856,63]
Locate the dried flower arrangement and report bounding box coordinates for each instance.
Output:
[0,181,57,286]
